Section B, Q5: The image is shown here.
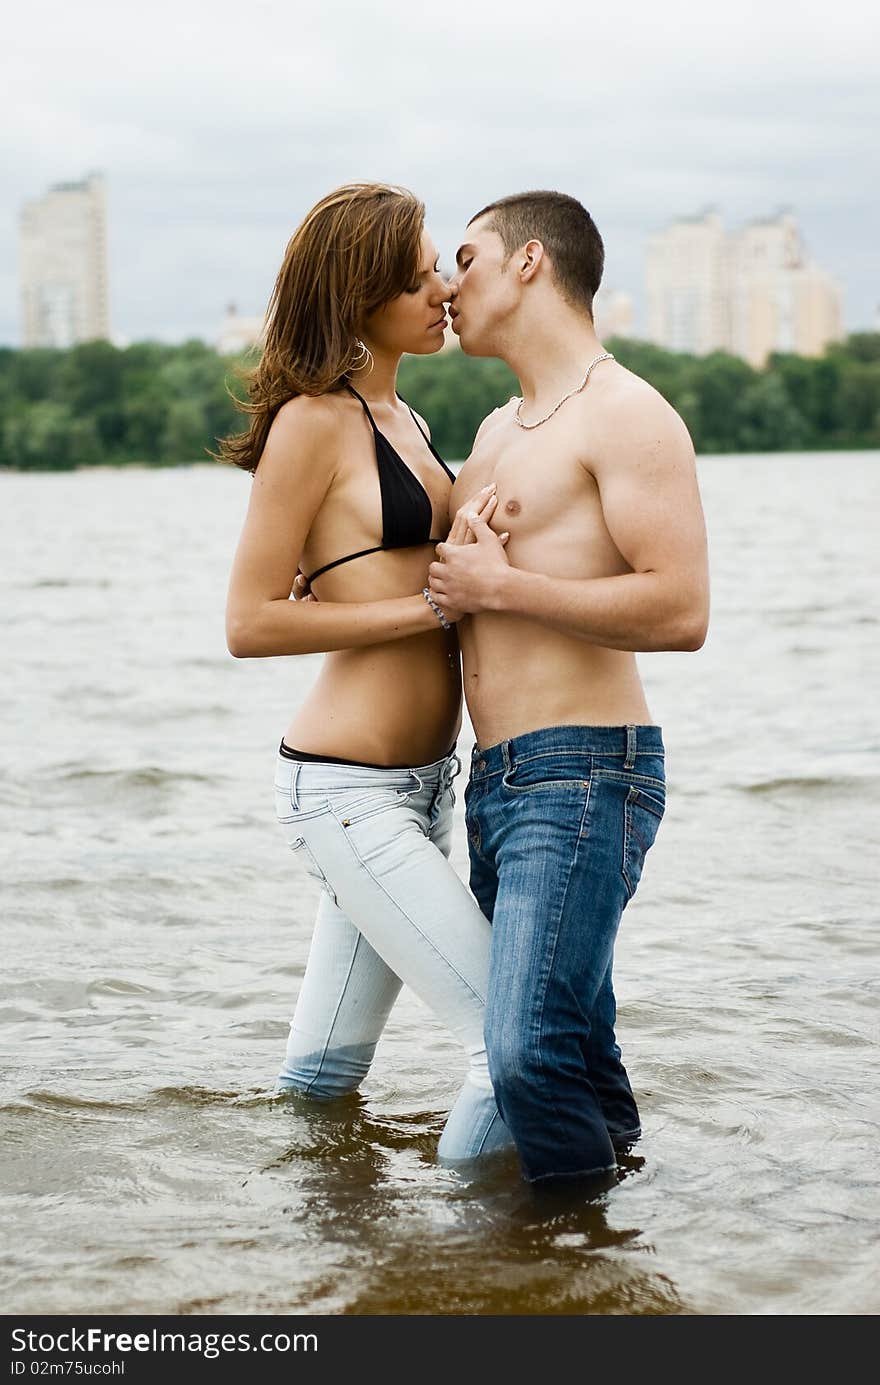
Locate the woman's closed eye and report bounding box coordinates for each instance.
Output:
[405,260,441,294]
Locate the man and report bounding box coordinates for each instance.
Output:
[428,191,709,1189]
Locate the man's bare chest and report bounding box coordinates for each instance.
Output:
[452,432,599,539]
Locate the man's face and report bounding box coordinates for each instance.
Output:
[448,217,519,356]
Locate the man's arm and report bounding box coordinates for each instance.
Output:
[428,394,709,653]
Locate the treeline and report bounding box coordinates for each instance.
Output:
[1,333,879,471]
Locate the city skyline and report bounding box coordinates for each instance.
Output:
[645,209,842,365]
[2,0,877,346]
[13,180,856,364]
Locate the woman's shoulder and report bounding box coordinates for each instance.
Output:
[268,390,354,454]
[255,393,355,482]
[273,390,351,432]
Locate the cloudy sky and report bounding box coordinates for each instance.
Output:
[2,0,877,345]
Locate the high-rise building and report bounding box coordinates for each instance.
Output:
[646,209,842,366]
[730,213,842,366]
[593,288,635,341]
[20,173,110,348]
[646,210,729,356]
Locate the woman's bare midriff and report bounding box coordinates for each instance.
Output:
[284,548,462,767]
[287,631,461,767]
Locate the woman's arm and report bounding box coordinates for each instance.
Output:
[224,396,446,658]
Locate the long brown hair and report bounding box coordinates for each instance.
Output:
[218,183,425,473]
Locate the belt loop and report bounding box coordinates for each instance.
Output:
[502,741,512,773]
[624,725,637,769]
[290,760,301,809]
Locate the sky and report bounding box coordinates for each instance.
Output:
[2,0,878,346]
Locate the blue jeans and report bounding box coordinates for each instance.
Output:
[464,724,666,1184]
[273,749,513,1161]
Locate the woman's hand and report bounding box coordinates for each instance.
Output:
[292,571,316,602]
[445,484,507,548]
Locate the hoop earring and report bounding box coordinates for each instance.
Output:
[351,338,374,374]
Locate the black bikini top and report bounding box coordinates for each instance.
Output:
[303,385,455,584]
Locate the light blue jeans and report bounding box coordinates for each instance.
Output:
[273,748,511,1161]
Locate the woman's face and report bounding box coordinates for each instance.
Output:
[361,230,451,357]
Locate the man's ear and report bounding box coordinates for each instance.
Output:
[519,239,544,283]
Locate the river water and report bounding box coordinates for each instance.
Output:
[1,452,878,1316]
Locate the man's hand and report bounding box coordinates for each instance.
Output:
[429,500,511,615]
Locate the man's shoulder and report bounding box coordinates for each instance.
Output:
[474,396,517,445]
[596,363,679,419]
[585,365,693,458]
[453,401,516,491]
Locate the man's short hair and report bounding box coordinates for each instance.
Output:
[469,190,604,316]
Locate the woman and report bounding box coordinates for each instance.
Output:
[222,183,509,1161]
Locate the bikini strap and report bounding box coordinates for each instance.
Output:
[304,546,384,584]
[400,396,453,475]
[403,400,431,445]
[345,384,377,429]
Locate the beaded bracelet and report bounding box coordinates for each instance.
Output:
[422,586,452,631]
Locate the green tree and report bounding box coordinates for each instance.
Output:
[162,398,212,462]
[835,333,880,364]
[734,374,810,451]
[2,333,878,470]
[835,362,880,444]
[767,352,842,445]
[3,400,78,469]
[690,352,757,452]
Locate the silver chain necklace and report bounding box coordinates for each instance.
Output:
[513,351,615,430]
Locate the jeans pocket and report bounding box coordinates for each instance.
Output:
[501,764,589,794]
[325,784,412,828]
[286,833,338,903]
[622,785,665,899]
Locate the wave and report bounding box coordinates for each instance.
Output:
[49,766,214,788]
[149,1085,274,1109]
[3,1086,276,1117]
[29,578,112,589]
[740,774,878,796]
[5,1091,145,1114]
